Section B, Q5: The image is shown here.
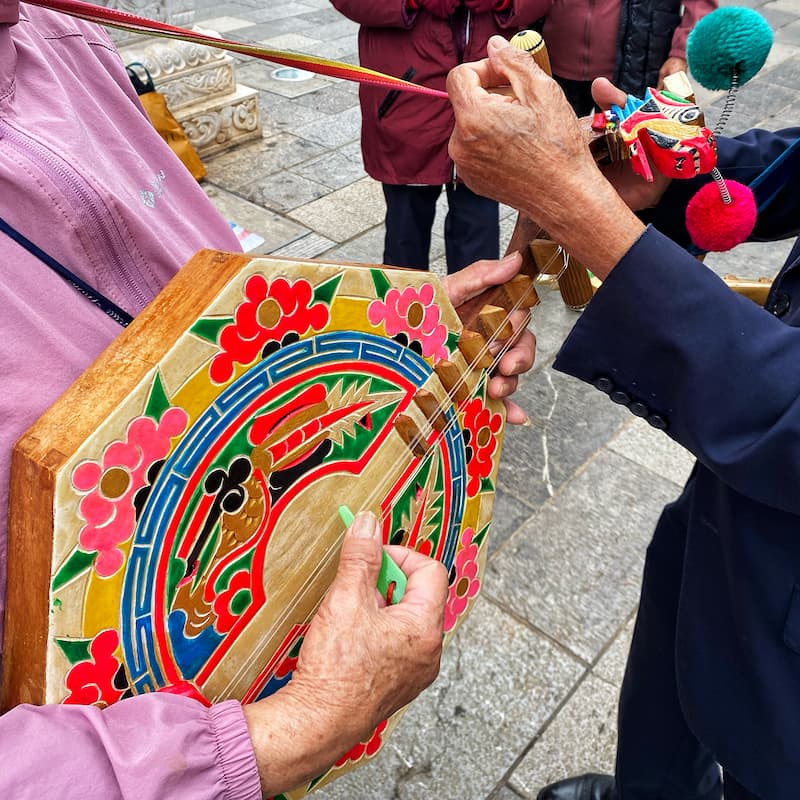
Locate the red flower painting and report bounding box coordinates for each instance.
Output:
[63,629,124,707]
[461,397,502,496]
[210,275,329,383]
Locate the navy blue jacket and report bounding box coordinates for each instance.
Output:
[554,127,800,799]
[614,0,682,96]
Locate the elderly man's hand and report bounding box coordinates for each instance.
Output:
[448,36,646,280]
[243,512,447,796]
[443,251,536,425]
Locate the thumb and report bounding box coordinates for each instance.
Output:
[334,511,383,593]
[486,34,511,58]
[591,77,626,112]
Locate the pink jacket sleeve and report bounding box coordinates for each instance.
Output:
[0,695,261,799]
[669,0,718,60]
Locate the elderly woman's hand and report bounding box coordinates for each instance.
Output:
[243,512,447,797]
[442,251,536,425]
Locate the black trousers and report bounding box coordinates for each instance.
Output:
[615,491,759,800]
[381,182,499,274]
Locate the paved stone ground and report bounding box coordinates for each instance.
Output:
[186,2,800,797]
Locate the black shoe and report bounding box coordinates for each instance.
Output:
[536,773,616,800]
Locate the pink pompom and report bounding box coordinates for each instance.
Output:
[686,180,757,252]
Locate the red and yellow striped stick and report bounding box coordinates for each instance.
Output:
[26,0,449,100]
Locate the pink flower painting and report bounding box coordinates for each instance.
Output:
[367,283,449,362]
[71,407,188,577]
[443,527,481,632]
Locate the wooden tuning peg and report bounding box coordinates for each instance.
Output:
[393,414,430,458]
[434,360,471,404]
[413,390,448,433]
[471,305,515,341]
[458,330,494,371]
[495,273,539,310]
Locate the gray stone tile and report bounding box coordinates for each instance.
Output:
[257,92,321,138]
[496,368,628,507]
[269,231,335,259]
[774,19,800,46]
[204,133,328,191]
[320,225,386,265]
[312,598,584,800]
[289,177,386,241]
[486,449,680,662]
[289,146,366,190]
[508,674,618,798]
[593,615,636,686]
[196,15,253,33]
[713,80,799,134]
[247,59,335,98]
[292,105,362,148]
[488,488,536,558]
[244,2,320,24]
[703,238,795,282]
[238,169,330,213]
[202,183,309,254]
[294,5,345,25]
[758,53,800,90]
[756,4,799,29]
[607,418,695,487]
[529,286,584,368]
[306,17,360,43]
[291,81,360,115]
[256,31,321,52]
[491,786,527,800]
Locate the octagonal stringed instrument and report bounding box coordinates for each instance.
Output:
[2,250,537,797]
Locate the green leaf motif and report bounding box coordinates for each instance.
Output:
[479,475,494,494]
[51,548,96,592]
[472,521,492,549]
[55,637,92,666]
[313,273,342,306]
[191,316,233,345]
[370,269,392,301]
[144,371,170,421]
[446,330,460,355]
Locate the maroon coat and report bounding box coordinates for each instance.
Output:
[330,1,553,185]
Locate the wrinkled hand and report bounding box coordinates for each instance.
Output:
[448,36,645,279]
[590,77,672,211]
[418,0,461,18]
[464,0,500,13]
[657,56,687,88]
[243,512,447,796]
[443,252,536,425]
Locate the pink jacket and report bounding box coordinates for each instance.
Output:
[330,0,553,185]
[0,2,261,796]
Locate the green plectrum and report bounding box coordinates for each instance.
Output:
[338,505,406,604]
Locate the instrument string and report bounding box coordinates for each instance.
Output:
[216,246,566,699]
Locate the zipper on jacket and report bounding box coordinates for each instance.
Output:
[0,119,149,311]
[450,9,472,188]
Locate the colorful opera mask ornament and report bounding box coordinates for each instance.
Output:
[608,88,717,182]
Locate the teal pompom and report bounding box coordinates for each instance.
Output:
[687,7,773,90]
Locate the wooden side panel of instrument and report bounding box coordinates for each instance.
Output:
[1,249,250,710]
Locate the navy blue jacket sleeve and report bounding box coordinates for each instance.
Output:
[640,127,800,246]
[553,128,800,515]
